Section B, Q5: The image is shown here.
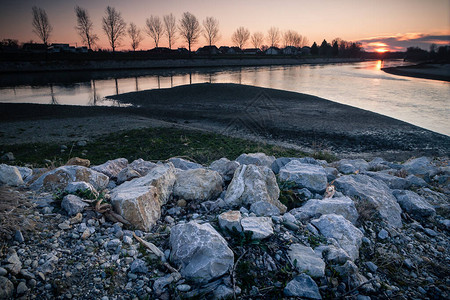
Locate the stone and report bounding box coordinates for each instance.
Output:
[153,273,180,294]
[176,284,191,292]
[284,273,322,299]
[368,157,390,170]
[61,194,89,216]
[335,261,374,293]
[289,196,359,224]
[1,152,15,161]
[66,157,90,167]
[91,158,128,178]
[0,276,14,299]
[392,190,436,219]
[128,158,157,176]
[30,165,109,192]
[111,163,176,231]
[224,164,286,213]
[320,245,351,264]
[402,157,438,177]
[363,171,409,190]
[334,174,402,228]
[168,157,203,170]
[173,168,223,201]
[17,281,28,295]
[235,152,276,168]
[14,230,24,243]
[311,214,363,261]
[130,259,148,274]
[214,284,235,299]
[271,157,321,174]
[278,161,328,193]
[240,216,274,240]
[288,244,325,278]
[335,159,369,174]
[65,181,98,197]
[170,221,234,283]
[116,167,141,184]
[365,261,378,273]
[218,210,243,232]
[0,268,6,276]
[0,164,23,186]
[16,166,33,182]
[77,140,87,146]
[406,175,428,187]
[5,250,22,275]
[209,158,239,181]
[324,167,339,182]
[378,229,389,239]
[250,201,281,217]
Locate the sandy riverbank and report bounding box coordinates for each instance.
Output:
[382,63,450,82]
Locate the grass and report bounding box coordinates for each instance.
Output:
[1,127,336,167]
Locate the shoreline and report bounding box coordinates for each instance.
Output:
[382,63,450,82]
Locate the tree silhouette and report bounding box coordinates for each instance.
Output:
[75,6,98,50]
[102,6,126,52]
[163,14,177,49]
[319,39,331,56]
[251,32,264,49]
[146,15,164,48]
[203,17,220,47]
[128,22,143,51]
[267,27,280,48]
[232,27,250,49]
[283,30,304,47]
[311,42,319,55]
[178,12,201,54]
[332,40,339,56]
[32,6,52,45]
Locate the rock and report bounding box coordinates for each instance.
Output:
[224,164,286,213]
[288,244,325,278]
[311,214,363,261]
[214,284,235,299]
[378,229,389,239]
[65,181,98,196]
[363,171,409,190]
[130,259,148,274]
[218,210,243,232]
[16,166,33,182]
[289,196,358,224]
[368,157,390,171]
[173,168,223,201]
[111,163,176,231]
[169,157,203,170]
[0,268,6,276]
[271,157,321,174]
[14,230,24,243]
[284,273,322,299]
[5,250,22,275]
[153,273,180,294]
[0,164,23,186]
[250,201,281,217]
[1,152,14,161]
[335,159,369,174]
[278,161,328,193]
[91,158,128,178]
[324,167,339,182]
[209,158,239,181]
[392,190,436,219]
[320,245,351,264]
[128,158,157,176]
[17,281,28,295]
[170,221,234,283]
[0,276,14,299]
[116,167,141,184]
[240,216,274,239]
[61,194,89,216]
[365,261,378,273]
[406,175,428,187]
[334,174,402,228]
[177,284,191,292]
[30,165,109,192]
[402,157,438,177]
[235,152,276,168]
[77,140,87,146]
[335,261,374,293]
[66,157,90,167]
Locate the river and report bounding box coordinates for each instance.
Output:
[0,60,448,135]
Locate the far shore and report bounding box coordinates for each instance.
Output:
[382,63,450,82]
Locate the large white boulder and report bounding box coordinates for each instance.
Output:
[240,216,274,240]
[235,153,275,168]
[209,158,240,181]
[278,160,328,193]
[173,168,223,201]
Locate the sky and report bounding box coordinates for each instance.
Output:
[0,0,449,52]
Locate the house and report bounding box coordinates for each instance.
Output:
[301,46,311,55]
[219,46,232,54]
[282,46,299,55]
[231,47,242,54]
[76,47,88,53]
[196,45,220,55]
[48,43,70,53]
[22,43,47,53]
[265,47,280,55]
[243,48,261,55]
[177,47,189,55]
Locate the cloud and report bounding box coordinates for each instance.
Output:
[358,33,450,52]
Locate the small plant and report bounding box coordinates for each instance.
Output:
[277,179,304,210]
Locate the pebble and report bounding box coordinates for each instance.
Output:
[0,267,7,276]
[177,284,191,292]
[378,229,389,239]
[16,282,28,295]
[15,230,25,243]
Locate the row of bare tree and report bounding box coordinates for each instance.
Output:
[31,6,309,52]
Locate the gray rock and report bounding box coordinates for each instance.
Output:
[290,196,358,224]
[65,181,98,196]
[320,245,351,264]
[0,276,14,299]
[14,230,24,243]
[363,171,409,190]
[288,244,325,278]
[235,152,276,168]
[365,261,378,273]
[335,261,374,293]
[128,158,157,176]
[402,157,438,177]
[334,174,402,228]
[378,229,389,239]
[17,281,28,295]
[279,160,328,194]
[335,159,369,174]
[284,273,322,299]
[271,157,321,174]
[106,239,122,252]
[324,167,339,182]
[240,216,274,239]
[130,259,148,273]
[173,168,223,201]
[91,158,129,178]
[213,284,235,299]
[250,201,281,217]
[209,158,240,181]
[424,228,438,237]
[16,166,33,182]
[177,284,191,292]
[311,214,363,261]
[1,152,15,161]
[218,210,243,232]
[38,253,58,275]
[153,273,180,294]
[368,157,390,171]
[116,167,141,184]
[5,250,22,275]
[224,164,286,213]
[392,190,436,219]
[169,157,203,170]
[61,194,89,216]
[0,164,23,186]
[406,175,428,187]
[0,267,6,276]
[170,221,234,283]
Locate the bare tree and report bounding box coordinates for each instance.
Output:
[32,6,52,45]
[75,6,98,50]
[128,23,143,51]
[178,12,201,53]
[232,27,250,49]
[146,15,164,48]
[163,14,177,49]
[202,17,220,47]
[267,27,280,48]
[102,6,126,52]
[251,31,264,49]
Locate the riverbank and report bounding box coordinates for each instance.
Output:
[0,57,363,73]
[382,63,450,82]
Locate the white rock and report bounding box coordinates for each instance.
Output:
[334,159,369,174]
[65,181,98,196]
[16,166,33,182]
[61,194,89,216]
[235,152,276,168]
[240,216,273,239]
[91,158,128,178]
[116,167,141,184]
[250,201,281,217]
[278,160,328,193]
[169,157,203,170]
[173,168,223,201]
[0,164,23,186]
[284,273,322,299]
[128,158,157,176]
[218,210,242,232]
[402,157,437,177]
[288,244,325,278]
[209,158,239,181]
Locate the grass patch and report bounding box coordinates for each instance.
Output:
[2,127,313,167]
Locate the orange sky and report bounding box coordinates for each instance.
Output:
[1,0,449,52]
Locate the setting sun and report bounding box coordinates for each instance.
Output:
[375,48,389,53]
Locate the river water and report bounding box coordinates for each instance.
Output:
[0,60,448,135]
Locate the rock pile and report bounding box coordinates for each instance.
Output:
[0,154,449,299]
